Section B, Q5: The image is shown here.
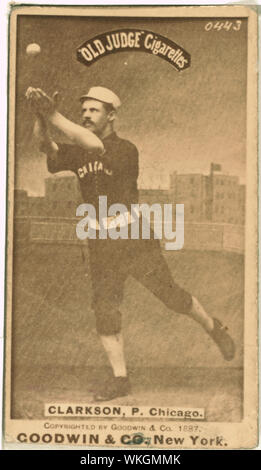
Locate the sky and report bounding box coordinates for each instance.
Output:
[14,13,247,195]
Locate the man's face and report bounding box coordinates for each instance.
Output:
[81,99,110,136]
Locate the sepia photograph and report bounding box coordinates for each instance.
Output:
[4,4,258,449]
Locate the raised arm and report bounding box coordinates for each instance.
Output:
[25,87,104,154]
[33,112,59,155]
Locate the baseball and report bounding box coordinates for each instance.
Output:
[26,43,41,56]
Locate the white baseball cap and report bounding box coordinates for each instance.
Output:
[80,86,121,109]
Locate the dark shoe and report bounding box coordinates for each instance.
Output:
[93,377,131,402]
[209,318,235,361]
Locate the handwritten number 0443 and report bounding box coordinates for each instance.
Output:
[205,21,242,32]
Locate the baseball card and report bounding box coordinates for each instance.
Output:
[3,4,258,450]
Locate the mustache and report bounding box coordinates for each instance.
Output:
[83,119,94,125]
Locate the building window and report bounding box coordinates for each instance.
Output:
[190,177,194,184]
[221,180,224,185]
[190,205,194,214]
[52,184,56,192]
[53,202,57,209]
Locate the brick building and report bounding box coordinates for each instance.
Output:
[14,175,82,219]
[211,173,239,224]
[138,189,170,207]
[28,196,48,217]
[170,173,209,222]
[170,164,245,225]
[45,175,82,218]
[14,189,29,216]
[14,164,245,225]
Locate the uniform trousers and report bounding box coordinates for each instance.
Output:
[88,221,192,335]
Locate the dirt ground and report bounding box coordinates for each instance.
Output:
[12,365,243,422]
[10,244,244,422]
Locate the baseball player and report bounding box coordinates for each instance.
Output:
[26,86,235,402]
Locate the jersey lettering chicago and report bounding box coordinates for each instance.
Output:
[77,160,113,178]
[47,131,139,210]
